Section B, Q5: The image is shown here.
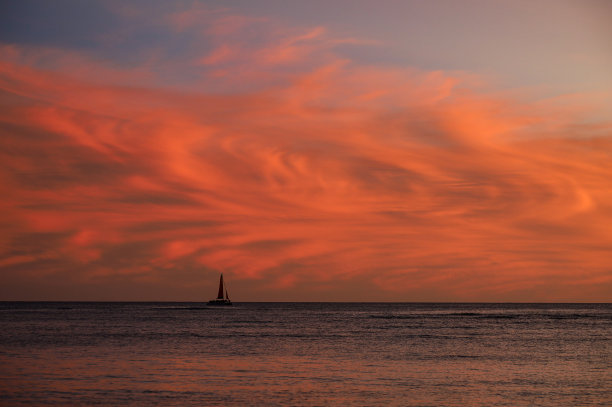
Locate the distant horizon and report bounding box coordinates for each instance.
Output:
[2,300,610,304]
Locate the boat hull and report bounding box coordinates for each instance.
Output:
[207,299,233,306]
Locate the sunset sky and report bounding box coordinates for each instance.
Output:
[1,0,611,301]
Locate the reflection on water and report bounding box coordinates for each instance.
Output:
[0,303,610,406]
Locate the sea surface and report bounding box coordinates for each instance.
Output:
[0,302,610,406]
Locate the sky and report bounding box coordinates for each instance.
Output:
[0,0,611,301]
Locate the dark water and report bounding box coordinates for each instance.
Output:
[0,302,610,406]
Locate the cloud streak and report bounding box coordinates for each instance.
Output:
[0,9,610,301]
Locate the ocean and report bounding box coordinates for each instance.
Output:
[0,302,610,406]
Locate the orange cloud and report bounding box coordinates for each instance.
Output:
[0,16,610,301]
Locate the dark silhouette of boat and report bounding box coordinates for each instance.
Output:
[208,273,232,306]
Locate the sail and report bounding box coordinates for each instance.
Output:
[217,274,224,299]
[208,273,232,305]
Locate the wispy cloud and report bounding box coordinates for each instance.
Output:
[0,7,610,301]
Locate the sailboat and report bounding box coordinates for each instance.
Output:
[207,273,233,306]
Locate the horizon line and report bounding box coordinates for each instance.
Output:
[1,300,610,304]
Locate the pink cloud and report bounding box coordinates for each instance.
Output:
[0,14,611,301]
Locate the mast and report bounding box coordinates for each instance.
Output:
[217,274,224,299]
[225,288,230,301]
